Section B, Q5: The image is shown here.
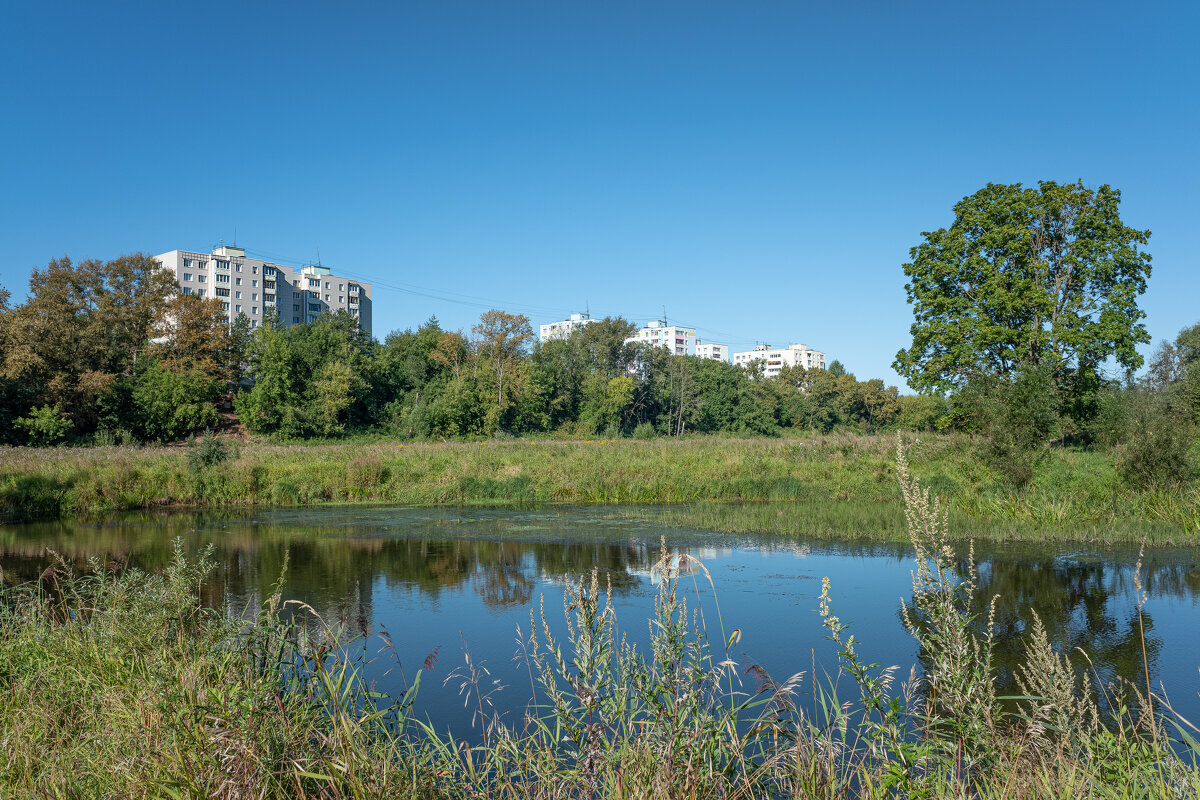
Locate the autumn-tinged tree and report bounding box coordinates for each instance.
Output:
[1,254,176,433]
[148,294,242,383]
[472,309,534,409]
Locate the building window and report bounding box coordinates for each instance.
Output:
[235,305,242,313]
[338,296,343,303]
[324,294,329,301]
[338,283,343,291]
[235,277,242,286]
[215,274,230,283]
[251,266,257,275]
[251,279,258,287]
[252,293,257,301]
[235,291,242,299]
[197,289,206,297]
[293,304,300,312]
[197,275,206,283]
[252,307,257,315]
[293,280,300,287]
[182,273,192,281]
[216,288,230,297]
[221,302,229,310]
[216,260,230,269]
[182,287,192,295]
[251,319,258,328]
[235,264,241,272]
[293,316,300,323]
[324,282,329,289]
[183,259,192,267]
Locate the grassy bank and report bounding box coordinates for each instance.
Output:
[3,454,1199,799]
[2,433,1197,539]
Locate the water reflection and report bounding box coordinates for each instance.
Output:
[1,506,1197,727]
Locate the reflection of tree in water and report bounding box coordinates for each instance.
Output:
[0,520,658,629]
[904,551,1172,720]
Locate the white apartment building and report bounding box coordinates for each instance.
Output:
[155,245,372,332]
[539,312,597,342]
[695,341,729,362]
[733,343,826,377]
[624,319,697,356]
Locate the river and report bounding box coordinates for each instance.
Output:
[2,505,1197,736]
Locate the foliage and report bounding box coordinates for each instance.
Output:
[0,253,177,435]
[13,404,73,446]
[131,361,222,443]
[186,431,233,472]
[895,181,1153,399]
[1118,405,1196,490]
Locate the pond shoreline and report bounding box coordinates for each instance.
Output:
[2,435,1197,541]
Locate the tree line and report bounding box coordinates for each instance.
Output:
[2,179,1197,488]
[0,255,912,445]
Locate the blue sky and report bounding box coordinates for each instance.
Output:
[2,1,1196,389]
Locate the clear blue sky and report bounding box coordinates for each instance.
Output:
[2,1,1196,390]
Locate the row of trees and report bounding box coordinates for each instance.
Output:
[232,310,909,440]
[0,255,911,445]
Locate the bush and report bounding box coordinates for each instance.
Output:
[1118,413,1196,490]
[632,421,657,440]
[186,432,233,473]
[14,405,74,446]
[131,363,221,443]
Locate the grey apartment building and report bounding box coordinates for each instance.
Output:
[155,245,372,332]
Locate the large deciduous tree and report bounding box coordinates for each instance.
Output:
[472,309,534,409]
[893,181,1152,397]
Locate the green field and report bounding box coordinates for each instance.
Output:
[2,433,1197,541]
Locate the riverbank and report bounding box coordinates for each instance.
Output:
[2,434,1197,539]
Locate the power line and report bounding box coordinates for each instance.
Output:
[238,247,822,350]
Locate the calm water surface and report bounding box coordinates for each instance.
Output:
[3,506,1198,734]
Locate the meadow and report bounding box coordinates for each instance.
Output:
[2,433,1197,541]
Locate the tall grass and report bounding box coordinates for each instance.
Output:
[2,439,1199,797]
[2,433,1197,540]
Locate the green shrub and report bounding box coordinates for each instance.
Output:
[14,405,73,446]
[632,421,657,440]
[1118,415,1196,490]
[186,432,233,472]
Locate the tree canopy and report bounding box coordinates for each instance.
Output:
[893,181,1152,395]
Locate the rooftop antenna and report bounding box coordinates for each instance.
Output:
[662,305,668,325]
[316,247,322,267]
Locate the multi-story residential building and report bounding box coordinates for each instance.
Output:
[155,245,372,332]
[695,341,729,362]
[733,343,825,377]
[539,312,597,342]
[624,320,697,356]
